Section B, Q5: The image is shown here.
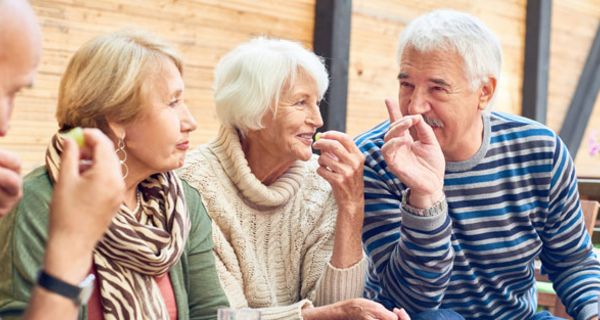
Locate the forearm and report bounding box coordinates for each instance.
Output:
[330,204,364,268]
[23,234,93,320]
[547,249,600,320]
[43,234,94,285]
[302,303,344,320]
[24,287,78,320]
[371,204,453,312]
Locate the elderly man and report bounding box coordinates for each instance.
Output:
[0,0,124,318]
[356,9,600,320]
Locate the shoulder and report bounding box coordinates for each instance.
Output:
[0,167,52,277]
[488,111,562,160]
[178,144,221,190]
[15,167,53,230]
[489,111,557,141]
[181,178,211,232]
[354,120,390,155]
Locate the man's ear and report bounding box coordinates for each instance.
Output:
[478,76,497,110]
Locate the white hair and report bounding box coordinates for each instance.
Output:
[397,10,502,97]
[213,37,329,133]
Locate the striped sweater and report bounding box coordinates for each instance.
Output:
[355,111,600,320]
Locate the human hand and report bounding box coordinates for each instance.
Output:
[340,298,410,320]
[0,148,22,217]
[44,128,124,283]
[381,99,445,208]
[313,131,366,215]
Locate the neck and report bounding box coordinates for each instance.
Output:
[122,166,152,210]
[241,132,294,186]
[444,114,485,162]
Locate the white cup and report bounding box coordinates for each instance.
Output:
[218,308,261,320]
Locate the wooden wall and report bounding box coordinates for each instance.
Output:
[1,0,316,174]
[550,1,600,177]
[1,0,599,177]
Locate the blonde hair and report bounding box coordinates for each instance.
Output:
[56,30,182,133]
[213,37,329,134]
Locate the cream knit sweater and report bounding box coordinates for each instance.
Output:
[179,126,367,320]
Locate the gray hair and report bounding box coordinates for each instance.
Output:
[213,37,329,134]
[397,9,502,94]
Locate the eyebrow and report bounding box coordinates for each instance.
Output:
[397,72,408,80]
[430,78,451,87]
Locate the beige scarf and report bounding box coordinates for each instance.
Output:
[46,133,190,320]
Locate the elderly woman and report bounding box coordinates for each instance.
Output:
[179,38,409,320]
[0,31,228,319]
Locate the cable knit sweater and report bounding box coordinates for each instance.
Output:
[178,126,367,320]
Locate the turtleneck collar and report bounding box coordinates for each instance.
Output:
[209,126,306,208]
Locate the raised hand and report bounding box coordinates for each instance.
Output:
[313,131,365,213]
[312,131,365,268]
[0,149,22,217]
[381,99,445,208]
[44,128,125,283]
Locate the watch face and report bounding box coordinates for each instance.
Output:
[78,274,96,305]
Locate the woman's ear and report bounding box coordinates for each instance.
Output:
[478,76,497,110]
[106,119,125,141]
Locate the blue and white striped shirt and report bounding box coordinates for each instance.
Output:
[356,111,600,320]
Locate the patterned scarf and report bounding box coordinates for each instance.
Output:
[45,133,190,320]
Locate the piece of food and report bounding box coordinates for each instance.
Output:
[61,127,85,147]
[314,132,322,142]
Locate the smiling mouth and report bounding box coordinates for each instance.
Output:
[297,133,314,145]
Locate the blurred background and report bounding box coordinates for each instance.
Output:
[1,0,598,193]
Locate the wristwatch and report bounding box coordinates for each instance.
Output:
[401,188,447,217]
[37,270,95,305]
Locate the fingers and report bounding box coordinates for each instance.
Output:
[314,131,364,175]
[314,131,360,154]
[0,163,23,216]
[314,138,354,165]
[412,114,438,145]
[0,149,21,173]
[384,116,419,143]
[393,308,411,320]
[58,137,81,181]
[0,164,22,196]
[385,98,402,123]
[382,136,412,158]
[317,166,341,185]
[371,307,402,320]
[82,128,120,173]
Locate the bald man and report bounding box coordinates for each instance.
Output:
[0,0,41,216]
[0,1,124,319]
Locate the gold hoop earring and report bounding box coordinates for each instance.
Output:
[116,133,128,179]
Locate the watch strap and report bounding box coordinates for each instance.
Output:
[37,270,86,304]
[401,188,447,217]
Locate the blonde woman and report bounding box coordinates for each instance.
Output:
[0,31,228,319]
[179,38,410,320]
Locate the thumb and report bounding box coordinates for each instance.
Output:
[413,114,438,145]
[393,308,410,320]
[58,138,80,183]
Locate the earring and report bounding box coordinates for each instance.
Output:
[116,133,128,179]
